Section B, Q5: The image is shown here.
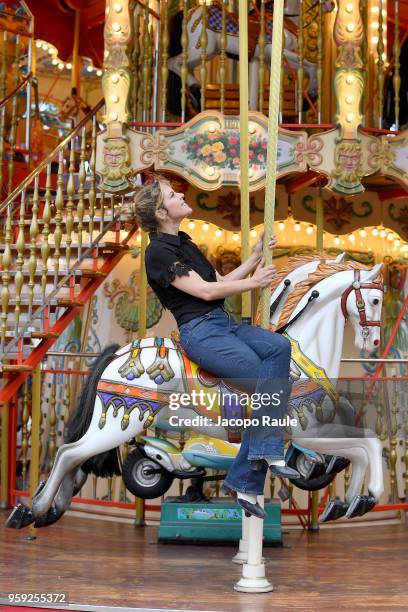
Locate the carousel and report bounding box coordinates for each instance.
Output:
[0,0,408,609]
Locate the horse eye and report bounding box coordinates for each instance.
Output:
[373,298,379,305]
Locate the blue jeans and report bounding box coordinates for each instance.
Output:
[178,306,292,495]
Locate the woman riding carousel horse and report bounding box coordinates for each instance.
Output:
[130,174,300,519]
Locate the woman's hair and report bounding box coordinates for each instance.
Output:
[121,174,170,232]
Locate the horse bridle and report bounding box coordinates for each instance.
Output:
[340,269,384,339]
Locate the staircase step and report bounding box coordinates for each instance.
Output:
[11,212,118,227]
[0,241,129,252]
[6,268,107,279]
[1,364,33,372]
[30,331,59,339]
[8,296,84,308]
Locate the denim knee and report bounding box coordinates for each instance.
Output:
[268,334,291,359]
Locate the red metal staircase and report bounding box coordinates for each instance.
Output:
[0,99,137,405]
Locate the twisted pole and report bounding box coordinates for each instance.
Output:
[259,0,285,329]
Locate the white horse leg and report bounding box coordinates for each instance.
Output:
[32,404,148,518]
[168,54,201,88]
[234,495,273,593]
[363,437,384,501]
[53,466,88,514]
[283,49,317,99]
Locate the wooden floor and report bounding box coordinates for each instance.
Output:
[1,509,407,612]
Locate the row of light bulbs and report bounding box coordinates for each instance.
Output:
[35,40,102,76]
[133,220,408,256]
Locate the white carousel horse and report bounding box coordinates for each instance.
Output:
[167,0,335,112]
[6,254,384,539]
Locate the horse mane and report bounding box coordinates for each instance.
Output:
[276,259,371,329]
[270,253,328,294]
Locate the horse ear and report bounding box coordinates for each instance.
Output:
[362,263,383,282]
[334,252,346,263]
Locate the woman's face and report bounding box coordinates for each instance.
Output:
[158,182,192,223]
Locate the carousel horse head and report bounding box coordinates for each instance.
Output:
[340,264,383,350]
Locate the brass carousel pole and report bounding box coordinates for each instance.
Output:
[316,185,324,252]
[238,0,251,323]
[259,0,285,329]
[29,364,42,539]
[235,0,285,596]
[72,10,81,96]
[0,402,9,508]
[134,228,148,526]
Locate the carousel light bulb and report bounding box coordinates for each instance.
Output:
[348,233,355,242]
[58,63,64,70]
[136,233,141,243]
[380,229,386,237]
[111,94,119,103]
[387,232,394,241]
[206,166,215,176]
[346,74,355,84]
[371,5,379,12]
[371,36,378,44]
[52,58,58,65]
[345,3,353,12]
[112,22,122,32]
[359,229,367,237]
[36,40,42,48]
[346,22,355,32]
[96,69,103,77]
[232,232,239,242]
[334,236,341,245]
[188,221,195,229]
[215,228,222,237]
[250,229,257,238]
[248,122,256,134]
[87,65,94,72]
[394,239,401,248]
[306,225,313,235]
[113,2,122,12]
[208,123,216,133]
[110,111,118,121]
[278,221,285,231]
[371,21,379,28]
[294,222,301,232]
[111,73,120,83]
[371,227,378,236]
[202,223,209,231]
[42,43,49,50]
[48,48,54,55]
[346,113,354,122]
[346,95,354,104]
[66,62,72,69]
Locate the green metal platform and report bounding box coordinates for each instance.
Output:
[158,497,282,545]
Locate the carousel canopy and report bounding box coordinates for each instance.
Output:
[28,0,104,67]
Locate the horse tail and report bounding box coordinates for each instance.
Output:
[166,10,184,116]
[65,344,121,477]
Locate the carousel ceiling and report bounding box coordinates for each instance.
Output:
[27,0,105,67]
[26,0,408,70]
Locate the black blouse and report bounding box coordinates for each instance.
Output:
[145,230,224,326]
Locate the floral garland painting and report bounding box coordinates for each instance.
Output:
[183,129,268,172]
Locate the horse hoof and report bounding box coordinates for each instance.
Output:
[33,506,64,528]
[346,495,376,519]
[320,499,349,522]
[5,504,35,529]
